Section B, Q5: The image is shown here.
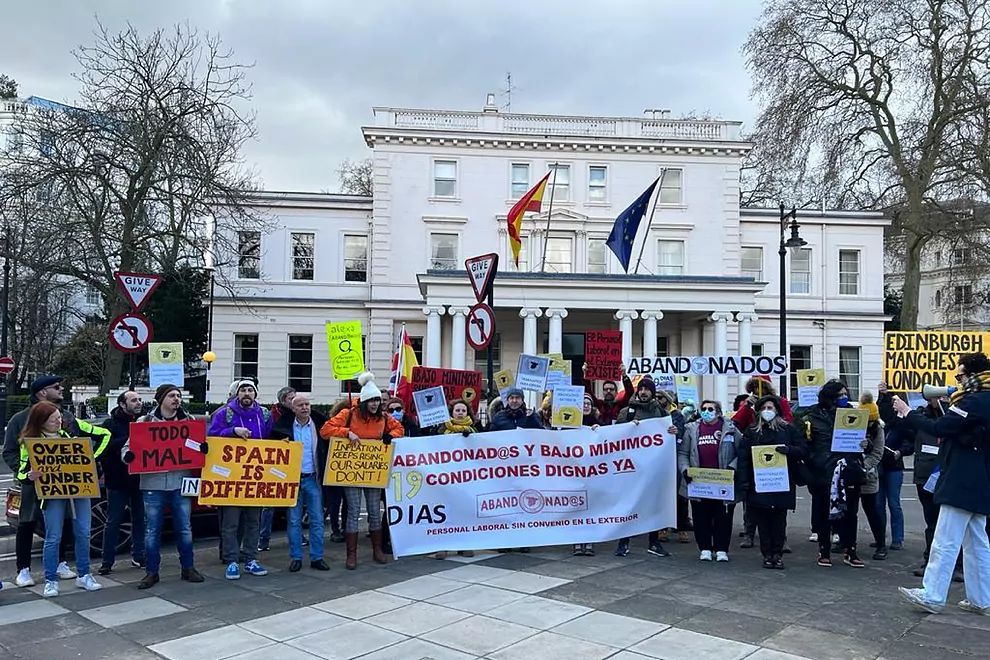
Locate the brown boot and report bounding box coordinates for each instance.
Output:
[345,532,358,570]
[370,529,388,564]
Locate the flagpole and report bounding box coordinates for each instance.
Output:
[539,163,559,273]
[391,323,405,397]
[633,170,666,275]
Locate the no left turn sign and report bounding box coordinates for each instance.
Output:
[466,303,496,350]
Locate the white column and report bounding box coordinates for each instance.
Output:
[711,312,732,406]
[423,306,445,367]
[520,308,543,408]
[641,311,664,356]
[546,308,568,354]
[614,310,640,365]
[449,306,470,370]
[736,312,757,393]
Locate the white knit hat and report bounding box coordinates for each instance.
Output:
[228,378,256,399]
[358,372,383,402]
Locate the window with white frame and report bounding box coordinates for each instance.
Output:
[430,233,459,270]
[287,335,313,392]
[657,240,685,275]
[433,160,457,197]
[233,334,259,380]
[291,232,315,281]
[935,289,943,307]
[953,247,972,265]
[839,249,860,295]
[343,235,367,282]
[544,237,573,273]
[237,231,261,279]
[788,345,812,400]
[839,346,861,399]
[85,285,101,306]
[659,168,683,204]
[547,164,570,202]
[588,166,607,202]
[955,284,973,305]
[741,246,763,280]
[587,237,607,274]
[656,337,669,357]
[408,336,424,365]
[790,248,811,294]
[510,163,530,198]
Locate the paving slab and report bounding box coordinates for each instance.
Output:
[551,610,668,648]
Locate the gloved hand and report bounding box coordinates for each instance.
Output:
[382,433,393,446]
[123,451,135,463]
[682,471,693,484]
[775,445,790,454]
[462,430,471,437]
[200,441,210,454]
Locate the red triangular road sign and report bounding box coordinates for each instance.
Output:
[114,271,162,311]
[465,253,499,303]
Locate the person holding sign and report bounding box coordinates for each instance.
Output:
[321,372,404,569]
[731,376,794,432]
[489,388,544,431]
[736,396,806,569]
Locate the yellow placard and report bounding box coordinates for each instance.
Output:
[149,342,183,366]
[835,408,869,432]
[551,406,582,428]
[797,368,826,388]
[751,445,788,470]
[198,438,302,506]
[883,331,990,392]
[687,467,734,485]
[326,320,365,380]
[493,369,514,390]
[26,437,100,499]
[323,438,394,488]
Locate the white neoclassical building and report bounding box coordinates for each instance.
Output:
[208,98,888,406]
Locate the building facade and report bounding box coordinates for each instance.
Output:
[208,99,888,405]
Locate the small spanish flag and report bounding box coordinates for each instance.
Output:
[507,171,551,267]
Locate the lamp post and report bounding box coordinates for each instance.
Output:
[779,202,807,397]
[0,229,9,426]
[203,268,215,401]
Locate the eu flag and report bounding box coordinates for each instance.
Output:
[606,177,660,272]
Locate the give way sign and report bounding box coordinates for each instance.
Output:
[114,271,162,311]
[464,253,498,303]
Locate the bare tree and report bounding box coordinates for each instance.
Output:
[743,0,990,330]
[0,74,16,100]
[337,158,373,196]
[0,22,269,391]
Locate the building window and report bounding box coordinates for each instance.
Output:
[510,163,530,198]
[291,232,315,281]
[287,335,313,392]
[233,334,259,380]
[85,285,101,306]
[953,247,972,265]
[659,168,683,204]
[237,231,261,279]
[547,164,570,202]
[790,248,811,294]
[751,344,764,356]
[433,160,457,197]
[935,289,943,307]
[657,240,685,275]
[955,284,973,305]
[741,246,763,280]
[408,336,424,365]
[933,250,942,267]
[430,233,459,270]
[343,235,367,282]
[587,237,607,274]
[788,345,812,401]
[839,249,860,295]
[839,346,861,399]
[588,166,607,202]
[656,337,669,358]
[544,237,573,273]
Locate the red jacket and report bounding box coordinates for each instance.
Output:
[584,376,634,425]
[731,396,794,432]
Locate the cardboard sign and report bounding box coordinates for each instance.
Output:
[516,354,550,392]
[675,376,699,405]
[128,419,207,474]
[148,342,185,388]
[26,437,100,499]
[883,331,990,392]
[585,330,623,381]
[796,368,826,407]
[413,386,451,427]
[831,409,869,452]
[543,353,573,390]
[751,446,790,493]
[324,438,394,488]
[326,320,365,379]
[686,467,734,501]
[551,385,585,428]
[493,369,514,400]
[411,367,483,414]
[198,438,302,506]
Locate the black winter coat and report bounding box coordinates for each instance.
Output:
[100,406,140,491]
[805,405,865,487]
[879,393,941,484]
[489,406,544,431]
[272,410,330,482]
[736,423,807,510]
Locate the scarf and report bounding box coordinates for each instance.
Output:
[444,419,476,435]
[951,370,990,405]
[829,459,848,521]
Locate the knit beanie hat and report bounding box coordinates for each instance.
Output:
[583,393,595,408]
[637,377,657,395]
[358,372,383,402]
[154,383,182,405]
[228,378,256,399]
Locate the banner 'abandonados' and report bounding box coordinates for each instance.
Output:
[626,355,788,378]
[385,418,677,556]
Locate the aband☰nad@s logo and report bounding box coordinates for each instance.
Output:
[477,489,589,518]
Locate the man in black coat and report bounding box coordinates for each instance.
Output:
[489,388,543,431]
[98,391,147,575]
[894,352,990,614]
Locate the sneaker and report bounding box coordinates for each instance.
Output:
[898,587,944,614]
[958,600,990,615]
[131,558,146,568]
[873,547,888,561]
[740,536,754,549]
[97,564,113,576]
[762,557,775,569]
[890,542,903,551]
[244,560,268,576]
[257,542,270,552]
[584,545,596,557]
[647,543,670,557]
[225,562,241,580]
[844,552,865,568]
[715,551,730,562]
[699,550,713,561]
[15,568,35,587]
[817,554,832,567]
[56,562,77,580]
[42,579,59,598]
[572,545,584,557]
[614,541,630,557]
[808,532,819,543]
[75,574,102,592]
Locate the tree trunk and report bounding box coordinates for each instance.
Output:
[900,230,926,331]
[101,296,131,393]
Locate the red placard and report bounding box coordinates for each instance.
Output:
[127,419,207,474]
[585,330,624,381]
[411,367,483,414]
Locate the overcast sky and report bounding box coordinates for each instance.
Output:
[2,0,764,192]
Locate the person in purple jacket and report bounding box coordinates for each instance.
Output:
[208,379,274,580]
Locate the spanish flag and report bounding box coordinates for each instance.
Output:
[388,324,418,407]
[507,171,551,267]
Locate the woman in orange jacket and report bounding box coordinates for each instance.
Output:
[321,372,403,569]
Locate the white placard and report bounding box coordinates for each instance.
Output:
[516,354,550,392]
[413,386,452,427]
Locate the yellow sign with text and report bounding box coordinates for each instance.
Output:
[198,438,302,506]
[326,320,365,380]
[323,438,394,488]
[27,437,100,499]
[883,331,990,392]
[493,370,513,390]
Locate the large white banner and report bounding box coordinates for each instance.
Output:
[386,418,677,556]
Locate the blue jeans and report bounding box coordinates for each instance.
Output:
[43,498,91,582]
[878,469,905,545]
[259,507,273,545]
[288,475,325,561]
[144,489,194,575]
[103,488,146,567]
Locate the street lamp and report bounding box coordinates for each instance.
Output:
[779,202,807,397]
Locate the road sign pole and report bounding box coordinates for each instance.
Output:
[486,287,494,403]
